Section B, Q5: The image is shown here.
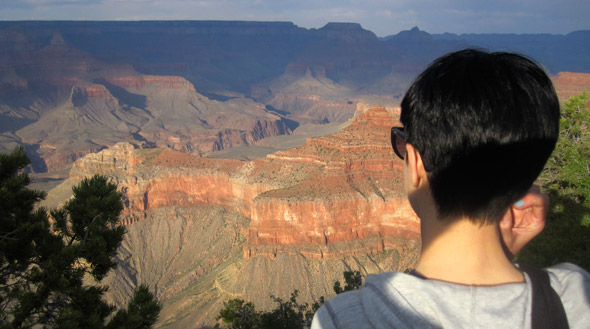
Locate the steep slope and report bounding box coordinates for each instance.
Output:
[246,105,418,258]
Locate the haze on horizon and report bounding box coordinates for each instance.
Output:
[1,0,589,37]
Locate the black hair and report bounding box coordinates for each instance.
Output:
[400,49,559,223]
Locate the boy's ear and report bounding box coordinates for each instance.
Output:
[406,144,428,188]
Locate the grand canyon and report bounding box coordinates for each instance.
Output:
[1,21,589,328]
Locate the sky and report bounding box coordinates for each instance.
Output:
[1,0,589,37]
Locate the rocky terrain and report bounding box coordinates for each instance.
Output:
[44,106,420,327]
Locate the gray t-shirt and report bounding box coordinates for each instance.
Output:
[311,263,590,329]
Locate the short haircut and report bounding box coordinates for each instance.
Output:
[400,49,560,223]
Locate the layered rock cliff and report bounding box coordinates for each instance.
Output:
[246,105,418,258]
[63,105,418,255]
[1,31,300,172]
[104,74,296,156]
[108,75,197,91]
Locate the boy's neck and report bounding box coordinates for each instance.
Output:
[415,216,524,285]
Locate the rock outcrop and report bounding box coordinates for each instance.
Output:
[69,83,118,106]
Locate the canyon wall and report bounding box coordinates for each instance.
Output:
[47,69,590,327]
[39,67,590,329]
[64,105,419,258]
[10,61,296,172]
[48,106,421,327]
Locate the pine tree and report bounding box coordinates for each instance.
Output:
[0,146,161,329]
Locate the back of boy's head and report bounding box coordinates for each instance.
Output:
[400,49,559,223]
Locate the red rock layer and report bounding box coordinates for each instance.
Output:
[108,75,196,91]
[247,195,418,257]
[70,84,115,107]
[553,72,590,102]
[70,145,280,225]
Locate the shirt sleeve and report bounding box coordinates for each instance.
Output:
[546,263,590,329]
[311,303,339,329]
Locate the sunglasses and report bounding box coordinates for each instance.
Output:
[391,127,406,160]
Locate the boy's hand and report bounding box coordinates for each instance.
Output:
[499,185,548,259]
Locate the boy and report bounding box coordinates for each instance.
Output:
[312,49,590,329]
